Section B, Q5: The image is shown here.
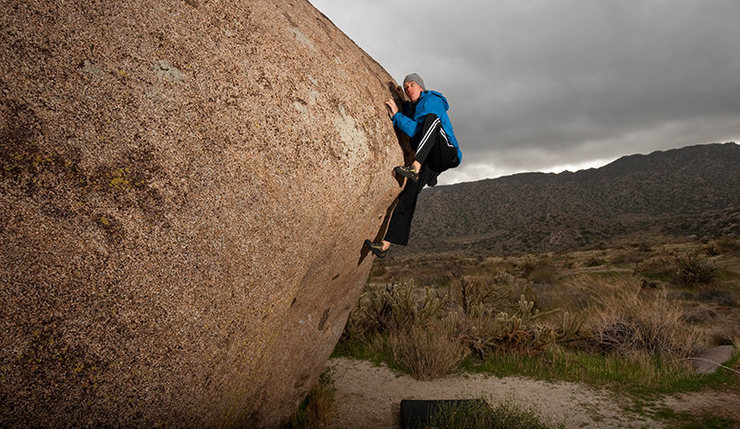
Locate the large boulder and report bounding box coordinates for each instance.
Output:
[0,0,401,426]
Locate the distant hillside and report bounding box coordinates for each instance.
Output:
[400,142,740,255]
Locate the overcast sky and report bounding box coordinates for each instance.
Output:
[309,0,740,184]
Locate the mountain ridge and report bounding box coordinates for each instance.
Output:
[399,142,739,256]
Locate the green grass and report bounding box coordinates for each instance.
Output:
[332,336,389,363]
[331,335,407,374]
[462,348,740,396]
[653,407,739,428]
[337,334,740,397]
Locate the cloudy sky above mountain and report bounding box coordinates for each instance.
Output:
[309,0,740,184]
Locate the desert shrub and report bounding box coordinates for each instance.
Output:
[520,257,560,285]
[458,275,512,315]
[703,243,722,256]
[587,282,699,358]
[428,399,555,429]
[284,369,335,428]
[611,247,651,265]
[519,256,537,276]
[340,282,460,377]
[635,256,673,282]
[584,256,604,267]
[388,317,469,380]
[696,288,736,306]
[716,237,740,254]
[459,295,581,358]
[369,259,386,278]
[637,242,652,252]
[343,281,446,341]
[671,253,717,286]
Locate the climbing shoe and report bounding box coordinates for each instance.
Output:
[364,239,387,258]
[394,165,419,182]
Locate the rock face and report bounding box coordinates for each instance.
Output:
[0,0,401,426]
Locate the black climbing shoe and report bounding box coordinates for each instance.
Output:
[394,165,419,182]
[364,239,387,258]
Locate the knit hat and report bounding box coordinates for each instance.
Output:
[403,73,426,91]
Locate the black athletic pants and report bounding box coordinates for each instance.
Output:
[384,114,459,245]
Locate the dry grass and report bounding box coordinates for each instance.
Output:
[345,238,739,383]
[340,277,577,378]
[716,237,740,255]
[388,318,469,380]
[585,278,700,358]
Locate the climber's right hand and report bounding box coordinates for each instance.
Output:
[385,98,398,117]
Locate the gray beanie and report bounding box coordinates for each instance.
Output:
[403,73,426,91]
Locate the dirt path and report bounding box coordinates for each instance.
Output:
[325,357,661,428]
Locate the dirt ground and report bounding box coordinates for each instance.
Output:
[325,357,740,429]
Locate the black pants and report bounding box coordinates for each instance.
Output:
[384,114,459,245]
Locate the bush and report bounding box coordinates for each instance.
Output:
[340,282,465,379]
[587,282,699,358]
[611,247,651,265]
[716,237,739,254]
[343,281,446,341]
[369,259,387,278]
[696,288,736,306]
[584,256,604,267]
[459,295,581,359]
[703,243,721,256]
[635,256,673,282]
[521,258,560,285]
[388,318,469,380]
[458,275,511,315]
[671,253,717,286]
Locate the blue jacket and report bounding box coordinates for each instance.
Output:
[391,90,462,164]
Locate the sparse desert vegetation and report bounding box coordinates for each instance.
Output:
[324,236,740,427]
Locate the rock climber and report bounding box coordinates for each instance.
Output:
[364,73,462,258]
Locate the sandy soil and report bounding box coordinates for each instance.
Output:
[325,357,661,428]
[661,391,740,423]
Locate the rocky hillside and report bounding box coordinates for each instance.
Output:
[402,143,740,255]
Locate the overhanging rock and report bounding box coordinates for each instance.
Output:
[0,0,401,426]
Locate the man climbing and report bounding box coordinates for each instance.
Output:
[364,73,462,258]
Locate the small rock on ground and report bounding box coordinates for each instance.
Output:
[693,345,736,374]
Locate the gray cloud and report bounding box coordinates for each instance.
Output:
[309,0,740,184]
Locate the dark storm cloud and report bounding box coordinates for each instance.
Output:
[309,0,740,183]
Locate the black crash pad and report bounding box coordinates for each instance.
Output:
[400,399,487,429]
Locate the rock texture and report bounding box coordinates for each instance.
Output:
[692,345,736,374]
[0,0,401,427]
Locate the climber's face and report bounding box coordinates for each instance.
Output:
[404,81,422,102]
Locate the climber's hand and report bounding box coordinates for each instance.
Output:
[385,98,398,117]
